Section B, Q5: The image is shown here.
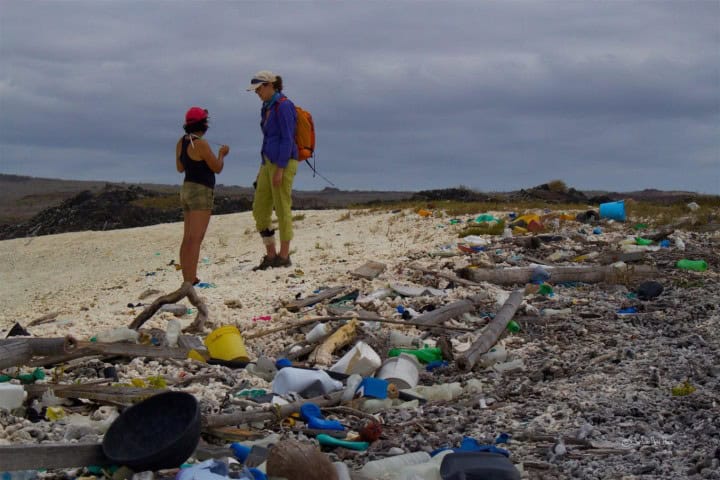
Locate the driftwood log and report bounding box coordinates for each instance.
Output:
[414,294,484,326]
[0,337,74,370]
[129,281,209,332]
[0,443,111,470]
[457,264,656,286]
[456,289,524,371]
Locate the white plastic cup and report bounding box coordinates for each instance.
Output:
[329,341,381,377]
[271,367,343,395]
[0,383,27,410]
[375,353,421,389]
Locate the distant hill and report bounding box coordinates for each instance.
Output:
[0,174,414,226]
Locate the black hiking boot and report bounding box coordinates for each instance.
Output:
[252,255,276,271]
[273,255,292,268]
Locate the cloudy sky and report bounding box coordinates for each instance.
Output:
[1,1,718,193]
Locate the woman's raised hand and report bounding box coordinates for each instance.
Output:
[219,145,230,156]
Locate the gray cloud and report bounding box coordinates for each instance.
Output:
[1,1,718,193]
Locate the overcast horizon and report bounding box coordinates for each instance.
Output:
[1,2,718,194]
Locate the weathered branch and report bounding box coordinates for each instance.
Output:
[283,286,348,312]
[128,281,209,333]
[414,294,485,326]
[456,289,524,371]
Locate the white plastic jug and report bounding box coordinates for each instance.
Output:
[165,319,182,347]
[388,330,422,348]
[0,383,27,410]
[271,367,343,395]
[329,341,381,377]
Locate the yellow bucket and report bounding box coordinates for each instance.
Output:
[204,325,250,362]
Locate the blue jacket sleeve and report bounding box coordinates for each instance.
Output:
[275,101,296,168]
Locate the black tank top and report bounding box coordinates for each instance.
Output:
[180,136,215,189]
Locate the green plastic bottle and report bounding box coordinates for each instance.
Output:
[635,237,653,246]
[506,320,521,333]
[388,347,442,364]
[676,259,708,272]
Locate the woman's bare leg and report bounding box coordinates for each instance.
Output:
[180,210,212,282]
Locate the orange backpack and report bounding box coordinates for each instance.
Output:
[277,98,315,161]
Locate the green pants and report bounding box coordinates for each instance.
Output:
[253,158,298,242]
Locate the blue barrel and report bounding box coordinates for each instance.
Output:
[599,200,626,221]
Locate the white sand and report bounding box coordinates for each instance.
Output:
[0,209,461,352]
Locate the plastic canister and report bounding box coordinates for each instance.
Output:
[204,325,250,362]
[96,327,139,343]
[271,367,343,396]
[0,383,26,410]
[359,451,432,479]
[329,341,381,377]
[440,451,521,480]
[599,200,626,221]
[375,353,421,389]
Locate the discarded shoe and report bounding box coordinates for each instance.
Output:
[273,255,292,268]
[253,255,276,271]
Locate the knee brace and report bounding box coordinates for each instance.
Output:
[260,228,276,246]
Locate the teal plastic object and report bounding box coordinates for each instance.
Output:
[317,434,369,451]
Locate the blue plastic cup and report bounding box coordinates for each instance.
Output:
[599,200,626,221]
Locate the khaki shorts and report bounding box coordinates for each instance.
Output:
[180,182,214,212]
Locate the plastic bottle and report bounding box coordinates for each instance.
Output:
[502,228,513,239]
[96,327,139,343]
[165,319,181,348]
[388,347,442,364]
[398,450,453,480]
[333,462,352,480]
[356,288,394,305]
[359,452,432,479]
[271,367,343,395]
[160,303,188,316]
[506,320,520,333]
[675,238,686,251]
[676,259,708,272]
[410,382,463,402]
[306,323,333,343]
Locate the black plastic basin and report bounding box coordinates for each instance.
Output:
[102,391,201,471]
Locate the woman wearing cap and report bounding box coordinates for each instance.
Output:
[176,107,229,284]
[246,70,298,270]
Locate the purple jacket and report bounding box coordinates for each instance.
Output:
[260,94,298,168]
